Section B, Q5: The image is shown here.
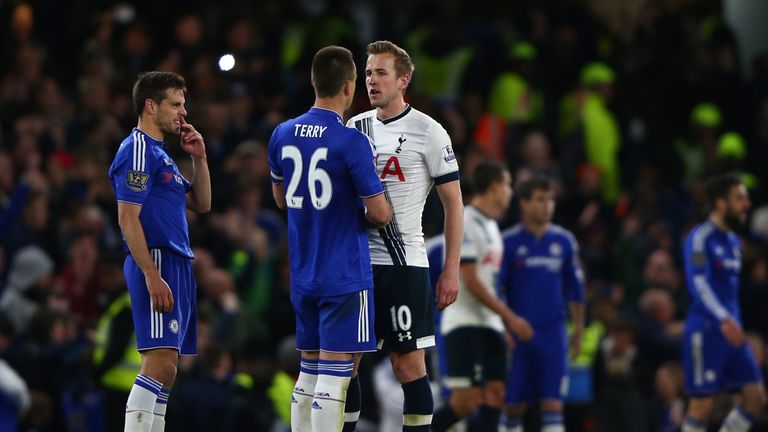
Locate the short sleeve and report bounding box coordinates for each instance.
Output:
[423,122,460,184]
[268,124,284,184]
[109,141,157,205]
[345,132,384,198]
[460,217,481,264]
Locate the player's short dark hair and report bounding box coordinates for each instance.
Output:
[367,40,415,79]
[517,176,553,200]
[311,46,356,98]
[132,71,186,116]
[472,160,507,194]
[705,172,742,209]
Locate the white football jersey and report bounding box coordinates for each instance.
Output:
[347,106,459,267]
[441,205,504,334]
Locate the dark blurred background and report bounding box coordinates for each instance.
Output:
[1,0,768,431]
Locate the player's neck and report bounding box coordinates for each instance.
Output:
[709,213,729,232]
[313,98,345,119]
[471,197,500,220]
[376,98,408,121]
[523,220,549,239]
[136,118,164,142]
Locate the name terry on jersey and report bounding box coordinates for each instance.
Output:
[293,124,327,138]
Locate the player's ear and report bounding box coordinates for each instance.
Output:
[144,98,156,115]
[398,73,410,91]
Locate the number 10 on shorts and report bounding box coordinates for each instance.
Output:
[391,305,413,341]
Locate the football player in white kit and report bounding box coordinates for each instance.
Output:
[345,40,463,432]
[432,161,533,432]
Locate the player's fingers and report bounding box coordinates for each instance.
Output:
[180,115,187,125]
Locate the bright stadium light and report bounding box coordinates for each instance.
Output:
[218,54,235,72]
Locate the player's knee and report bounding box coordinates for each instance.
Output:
[505,403,527,418]
[686,397,715,419]
[540,399,563,413]
[482,382,506,408]
[141,350,178,385]
[391,354,425,383]
[743,384,767,413]
[451,388,483,417]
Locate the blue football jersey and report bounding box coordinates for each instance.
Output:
[108,128,194,258]
[500,224,585,327]
[683,220,742,323]
[268,107,384,296]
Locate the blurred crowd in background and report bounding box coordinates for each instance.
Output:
[2,0,768,431]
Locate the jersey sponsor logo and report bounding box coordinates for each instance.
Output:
[397,331,413,341]
[518,256,563,271]
[715,259,741,271]
[126,170,149,192]
[549,243,562,256]
[169,319,179,334]
[380,156,405,181]
[441,145,456,163]
[714,246,724,256]
[516,245,528,256]
[312,401,322,409]
[396,134,406,153]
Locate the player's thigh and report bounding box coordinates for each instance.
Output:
[536,325,569,401]
[126,251,187,353]
[722,342,764,393]
[290,291,321,351]
[682,323,728,396]
[442,327,487,390]
[172,254,197,356]
[318,288,376,354]
[506,340,535,404]
[372,265,434,353]
[482,328,508,384]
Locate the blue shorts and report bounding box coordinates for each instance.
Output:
[292,288,376,353]
[506,323,568,404]
[125,249,197,355]
[683,316,763,396]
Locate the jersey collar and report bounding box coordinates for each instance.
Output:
[378,104,412,125]
[134,128,168,150]
[309,107,343,123]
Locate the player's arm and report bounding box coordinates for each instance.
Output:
[435,180,462,310]
[272,183,286,210]
[563,233,587,354]
[117,202,173,313]
[460,262,533,340]
[180,117,211,213]
[686,238,744,346]
[363,192,391,228]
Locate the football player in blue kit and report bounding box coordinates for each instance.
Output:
[109,71,211,432]
[499,177,585,432]
[681,173,766,432]
[268,46,391,432]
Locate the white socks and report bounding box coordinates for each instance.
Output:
[311,359,353,431]
[125,374,162,432]
[719,407,755,432]
[291,358,319,432]
[150,387,170,432]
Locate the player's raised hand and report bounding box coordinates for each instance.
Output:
[146,271,174,313]
[721,317,745,347]
[435,271,459,311]
[179,116,206,158]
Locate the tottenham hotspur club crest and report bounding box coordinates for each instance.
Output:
[396,134,406,153]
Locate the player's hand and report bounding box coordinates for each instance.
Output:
[435,271,459,311]
[146,271,174,313]
[569,328,583,359]
[721,318,745,347]
[505,313,533,342]
[179,116,206,158]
